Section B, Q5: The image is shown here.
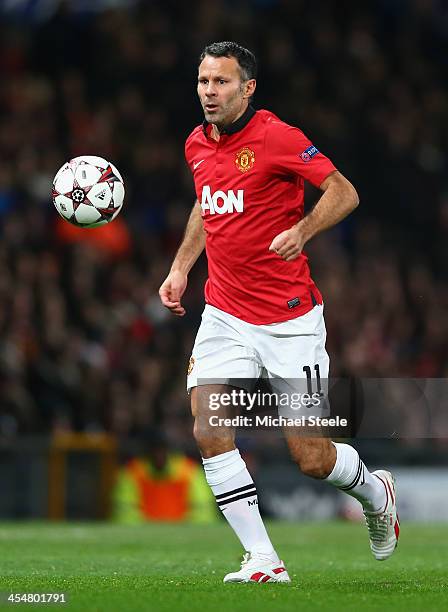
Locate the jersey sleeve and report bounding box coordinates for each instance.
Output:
[266,120,337,188]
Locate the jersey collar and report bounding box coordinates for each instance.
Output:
[202,105,256,138]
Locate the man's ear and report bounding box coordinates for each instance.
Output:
[244,79,256,99]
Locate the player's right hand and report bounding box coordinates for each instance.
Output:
[159,270,188,316]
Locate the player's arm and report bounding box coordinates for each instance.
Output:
[159,200,205,316]
[269,171,359,261]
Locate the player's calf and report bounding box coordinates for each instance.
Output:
[286,435,336,479]
[192,418,235,458]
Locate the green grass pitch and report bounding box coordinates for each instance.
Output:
[0,521,447,611]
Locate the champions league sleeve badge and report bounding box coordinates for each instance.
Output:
[300,145,319,162]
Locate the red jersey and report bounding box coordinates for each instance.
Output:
[185,106,336,324]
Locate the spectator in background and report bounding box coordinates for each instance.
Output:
[112,430,217,523]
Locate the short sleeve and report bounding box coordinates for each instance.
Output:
[266,120,337,188]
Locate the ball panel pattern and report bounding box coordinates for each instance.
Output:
[52,155,125,228]
[54,168,74,194]
[54,194,74,219]
[74,163,102,188]
[73,203,102,224]
[87,183,112,209]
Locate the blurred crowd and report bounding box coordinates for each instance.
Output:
[0,0,447,439]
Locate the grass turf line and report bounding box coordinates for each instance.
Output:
[0,522,447,611]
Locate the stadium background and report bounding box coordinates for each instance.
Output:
[0,0,447,521]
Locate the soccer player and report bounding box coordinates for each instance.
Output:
[159,41,399,583]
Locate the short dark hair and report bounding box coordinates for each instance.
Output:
[199,41,257,81]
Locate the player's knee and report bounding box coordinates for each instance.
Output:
[192,417,233,458]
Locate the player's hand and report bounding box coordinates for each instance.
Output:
[159,270,188,316]
[269,225,305,261]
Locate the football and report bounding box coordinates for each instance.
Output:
[52,155,125,228]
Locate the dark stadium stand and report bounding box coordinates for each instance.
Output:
[0,0,446,447]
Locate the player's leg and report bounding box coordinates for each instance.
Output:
[284,435,386,512]
[188,306,290,583]
[191,386,289,583]
[260,304,399,560]
[285,435,399,560]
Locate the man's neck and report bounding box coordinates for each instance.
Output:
[210,103,250,142]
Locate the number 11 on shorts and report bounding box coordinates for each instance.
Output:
[303,364,323,397]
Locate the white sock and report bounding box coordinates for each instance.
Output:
[203,449,278,560]
[325,442,387,512]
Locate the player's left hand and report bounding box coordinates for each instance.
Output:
[269,226,305,261]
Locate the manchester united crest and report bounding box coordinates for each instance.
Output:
[187,356,195,375]
[235,147,255,173]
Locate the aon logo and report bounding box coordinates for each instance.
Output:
[201,185,244,215]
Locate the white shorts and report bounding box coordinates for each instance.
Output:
[187,304,329,395]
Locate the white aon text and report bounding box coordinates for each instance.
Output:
[201,185,244,215]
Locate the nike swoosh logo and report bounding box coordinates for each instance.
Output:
[193,159,205,170]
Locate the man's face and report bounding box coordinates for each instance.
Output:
[197,55,256,129]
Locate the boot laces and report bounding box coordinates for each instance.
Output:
[364,512,389,542]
